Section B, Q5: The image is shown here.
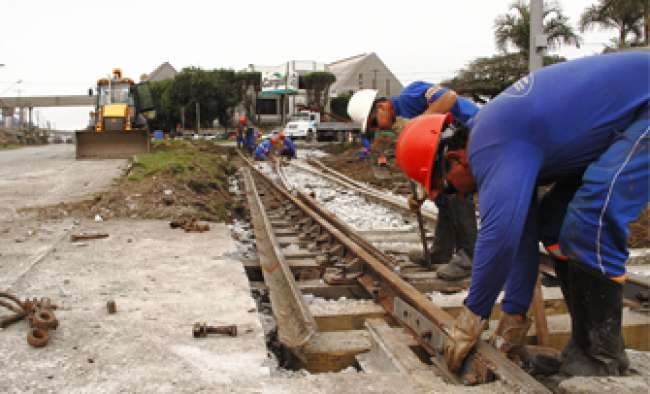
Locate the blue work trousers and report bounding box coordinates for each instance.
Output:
[498,104,649,317]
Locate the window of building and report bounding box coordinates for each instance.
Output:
[256,98,278,115]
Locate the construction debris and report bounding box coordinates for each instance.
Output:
[70,232,109,242]
[0,292,59,348]
[192,322,238,338]
[170,218,210,233]
[106,300,117,314]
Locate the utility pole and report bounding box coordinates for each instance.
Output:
[529,0,547,73]
[195,102,200,132]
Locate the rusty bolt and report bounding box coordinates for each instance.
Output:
[192,323,237,338]
[107,300,117,314]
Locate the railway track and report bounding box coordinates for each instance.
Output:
[234,150,650,392]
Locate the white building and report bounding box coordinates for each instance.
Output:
[246,53,402,126]
[328,52,403,98]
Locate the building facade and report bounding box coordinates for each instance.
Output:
[245,53,402,126]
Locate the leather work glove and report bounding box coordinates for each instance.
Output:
[444,305,488,372]
[489,312,531,363]
[407,195,424,212]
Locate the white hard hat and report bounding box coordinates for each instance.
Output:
[347,89,378,133]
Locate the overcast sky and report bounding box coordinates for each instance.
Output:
[0,0,619,129]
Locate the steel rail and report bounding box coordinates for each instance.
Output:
[301,158,438,224]
[307,157,650,311]
[238,150,550,392]
[241,167,318,348]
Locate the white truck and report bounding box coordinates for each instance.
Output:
[282,111,361,142]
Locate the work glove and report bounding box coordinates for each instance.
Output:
[444,305,487,372]
[407,196,424,212]
[489,312,531,361]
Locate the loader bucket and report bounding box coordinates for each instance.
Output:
[75,130,150,159]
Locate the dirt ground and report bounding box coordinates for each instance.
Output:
[29,141,242,224]
[322,144,649,248]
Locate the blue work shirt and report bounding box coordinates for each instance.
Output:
[466,51,650,318]
[390,81,479,125]
[254,139,273,159]
[282,137,296,157]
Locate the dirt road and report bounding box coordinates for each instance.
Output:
[0,144,126,219]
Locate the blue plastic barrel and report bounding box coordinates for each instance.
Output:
[153,130,164,140]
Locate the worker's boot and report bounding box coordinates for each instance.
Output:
[436,249,472,281]
[560,263,629,376]
[489,312,532,365]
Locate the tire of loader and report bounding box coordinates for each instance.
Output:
[75,130,151,160]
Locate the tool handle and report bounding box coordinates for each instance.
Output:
[409,182,430,269]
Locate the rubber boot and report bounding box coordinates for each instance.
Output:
[560,263,629,376]
[436,249,472,280]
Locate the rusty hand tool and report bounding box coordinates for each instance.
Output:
[192,322,237,338]
[409,181,431,269]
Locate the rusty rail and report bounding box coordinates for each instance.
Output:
[241,167,318,348]
[238,150,550,392]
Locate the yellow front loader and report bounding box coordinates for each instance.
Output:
[75,68,154,159]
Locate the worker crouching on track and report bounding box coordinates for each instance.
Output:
[396,51,649,377]
[254,137,279,161]
[278,133,297,159]
[348,82,479,280]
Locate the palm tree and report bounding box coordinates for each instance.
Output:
[495,1,581,55]
[580,0,647,48]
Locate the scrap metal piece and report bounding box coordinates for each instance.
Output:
[26,328,49,348]
[70,232,109,242]
[192,323,238,338]
[31,308,58,330]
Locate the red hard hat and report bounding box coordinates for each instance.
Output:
[278,133,286,140]
[239,115,246,126]
[271,136,279,144]
[395,114,452,197]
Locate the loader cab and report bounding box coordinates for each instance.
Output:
[96,79,135,107]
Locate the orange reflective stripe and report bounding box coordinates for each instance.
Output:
[546,243,568,261]
[611,274,627,283]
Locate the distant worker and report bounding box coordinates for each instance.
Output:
[244,126,256,154]
[396,52,649,376]
[358,134,371,160]
[348,82,480,280]
[236,115,246,149]
[254,137,279,161]
[278,133,297,159]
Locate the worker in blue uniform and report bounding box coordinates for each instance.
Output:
[348,82,480,280]
[278,133,297,159]
[254,137,278,161]
[395,51,649,376]
[244,127,256,154]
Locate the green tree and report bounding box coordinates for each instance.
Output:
[302,71,336,111]
[169,67,242,130]
[580,0,648,49]
[443,53,566,99]
[330,90,354,120]
[495,1,581,55]
[147,78,176,131]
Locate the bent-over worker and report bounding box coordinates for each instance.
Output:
[395,51,649,376]
[348,82,479,280]
[254,137,278,161]
[278,133,297,159]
